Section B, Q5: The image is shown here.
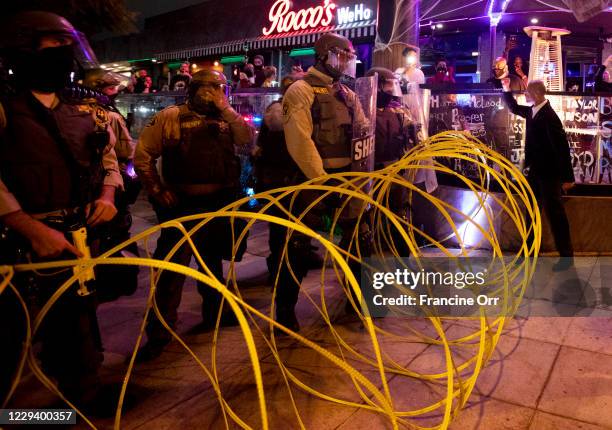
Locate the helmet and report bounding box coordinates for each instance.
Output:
[366,67,402,97]
[189,69,227,98]
[0,11,98,70]
[190,69,227,89]
[314,33,354,58]
[0,11,75,50]
[83,68,124,90]
[314,33,357,78]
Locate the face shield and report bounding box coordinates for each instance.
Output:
[381,78,402,97]
[52,29,99,71]
[326,48,357,78]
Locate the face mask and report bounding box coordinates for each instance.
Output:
[17,45,75,92]
[190,89,218,115]
[377,91,393,108]
[377,91,402,109]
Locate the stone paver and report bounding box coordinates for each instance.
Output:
[448,395,535,430]
[561,310,612,355]
[538,346,612,428]
[529,411,611,430]
[472,334,560,408]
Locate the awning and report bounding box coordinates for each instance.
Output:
[156,20,376,61]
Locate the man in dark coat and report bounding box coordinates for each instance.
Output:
[502,79,575,270]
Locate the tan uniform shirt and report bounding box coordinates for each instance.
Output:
[282,67,366,180]
[135,104,254,195]
[108,110,135,160]
[0,99,123,216]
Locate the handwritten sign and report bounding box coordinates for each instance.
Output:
[555,95,599,183]
[428,93,511,178]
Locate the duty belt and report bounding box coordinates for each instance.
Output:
[31,207,81,221]
[31,207,83,231]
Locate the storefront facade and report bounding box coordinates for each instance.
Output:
[154,0,378,80]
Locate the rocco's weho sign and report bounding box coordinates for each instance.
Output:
[262,0,373,36]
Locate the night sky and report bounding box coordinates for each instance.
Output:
[126,0,211,28]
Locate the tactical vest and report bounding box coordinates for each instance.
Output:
[0,93,105,213]
[162,104,240,187]
[374,108,409,164]
[303,74,352,161]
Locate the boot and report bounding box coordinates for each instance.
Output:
[552,257,574,272]
[275,306,300,334]
[200,302,239,331]
[132,338,170,363]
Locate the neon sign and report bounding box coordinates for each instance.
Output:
[263,0,336,36]
[337,4,372,24]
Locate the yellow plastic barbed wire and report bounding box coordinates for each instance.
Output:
[1,131,541,430]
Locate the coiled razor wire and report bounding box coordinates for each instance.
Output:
[0,131,541,429]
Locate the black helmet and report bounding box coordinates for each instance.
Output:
[0,11,75,51]
[0,11,99,71]
[0,11,100,92]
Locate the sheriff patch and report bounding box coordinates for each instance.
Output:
[92,106,109,128]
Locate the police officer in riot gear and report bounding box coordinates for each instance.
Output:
[0,11,122,413]
[135,69,254,361]
[83,68,140,302]
[254,73,323,279]
[278,33,372,330]
[254,74,301,277]
[367,67,418,257]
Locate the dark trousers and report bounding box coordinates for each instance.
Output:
[267,210,288,276]
[255,166,295,276]
[0,256,102,404]
[146,191,236,343]
[274,190,372,312]
[528,175,574,257]
[383,179,411,257]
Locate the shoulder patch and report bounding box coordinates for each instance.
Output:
[84,104,110,129]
